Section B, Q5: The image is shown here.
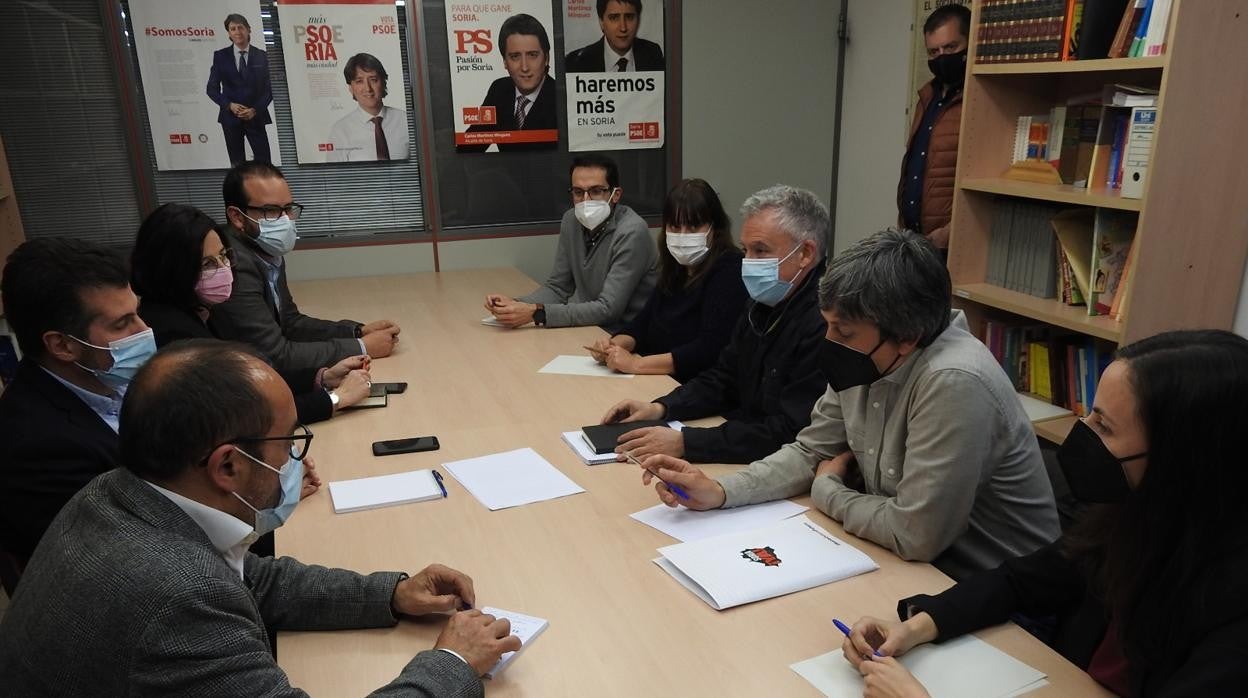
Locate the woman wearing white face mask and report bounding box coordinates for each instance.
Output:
[588,179,746,383]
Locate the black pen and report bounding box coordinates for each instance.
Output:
[432,469,449,498]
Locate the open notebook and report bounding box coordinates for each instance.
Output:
[654,516,878,610]
[480,607,548,679]
[328,469,444,513]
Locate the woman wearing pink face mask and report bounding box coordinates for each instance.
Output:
[130,203,371,423]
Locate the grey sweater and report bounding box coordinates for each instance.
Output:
[518,203,657,330]
[717,311,1059,581]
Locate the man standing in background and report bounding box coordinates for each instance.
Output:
[207,13,274,164]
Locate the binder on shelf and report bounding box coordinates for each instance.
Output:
[1121,106,1157,199]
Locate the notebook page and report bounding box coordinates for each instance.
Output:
[443,448,585,511]
[328,469,442,513]
[480,607,548,679]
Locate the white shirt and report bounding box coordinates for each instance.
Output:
[513,78,546,121]
[146,481,257,580]
[326,104,409,162]
[604,44,636,72]
[40,366,125,433]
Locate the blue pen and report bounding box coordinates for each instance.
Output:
[432,469,449,498]
[624,451,690,501]
[833,618,883,657]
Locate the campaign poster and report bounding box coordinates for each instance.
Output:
[279,0,410,163]
[129,0,282,170]
[447,1,559,153]
[563,0,665,151]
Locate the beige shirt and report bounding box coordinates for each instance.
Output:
[717,311,1059,580]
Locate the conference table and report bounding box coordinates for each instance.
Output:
[277,268,1110,697]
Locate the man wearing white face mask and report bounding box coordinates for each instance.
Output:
[0,341,522,694]
[0,238,154,564]
[211,161,402,375]
[600,185,829,465]
[485,154,656,332]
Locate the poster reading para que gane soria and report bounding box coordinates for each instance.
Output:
[129,0,282,170]
[563,0,665,151]
[447,1,560,153]
[279,0,411,163]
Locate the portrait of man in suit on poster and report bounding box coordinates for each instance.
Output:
[206,12,274,164]
[565,0,665,73]
[459,13,559,153]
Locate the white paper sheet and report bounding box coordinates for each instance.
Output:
[790,634,1048,698]
[631,500,810,542]
[328,469,443,513]
[480,606,549,679]
[654,516,878,610]
[561,421,685,465]
[537,354,634,378]
[443,447,585,510]
[481,316,506,327]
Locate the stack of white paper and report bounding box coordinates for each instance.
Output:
[481,316,506,327]
[790,634,1047,698]
[328,469,443,514]
[654,516,878,610]
[537,355,634,378]
[443,447,585,510]
[480,606,548,679]
[631,500,810,542]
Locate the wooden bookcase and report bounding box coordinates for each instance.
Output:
[0,134,25,288]
[948,0,1248,442]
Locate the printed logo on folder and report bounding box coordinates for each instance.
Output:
[741,546,781,567]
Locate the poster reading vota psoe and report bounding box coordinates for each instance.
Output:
[447,1,559,152]
[562,0,665,151]
[279,0,410,163]
[129,0,282,170]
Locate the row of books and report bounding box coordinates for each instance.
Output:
[986,199,1136,319]
[976,0,1173,64]
[982,321,1112,416]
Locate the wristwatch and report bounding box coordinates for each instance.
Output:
[328,390,341,408]
[533,303,547,327]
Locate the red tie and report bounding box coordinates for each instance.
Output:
[371,116,390,161]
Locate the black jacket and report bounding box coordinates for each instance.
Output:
[902,539,1248,696]
[459,74,559,153]
[655,260,827,464]
[0,359,119,562]
[565,37,665,72]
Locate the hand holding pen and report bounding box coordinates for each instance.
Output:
[631,454,728,511]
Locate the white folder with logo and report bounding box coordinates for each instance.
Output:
[653,515,878,610]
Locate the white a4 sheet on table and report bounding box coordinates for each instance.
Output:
[653,516,878,610]
[537,354,635,378]
[442,447,585,510]
[790,634,1048,698]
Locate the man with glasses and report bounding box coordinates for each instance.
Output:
[0,340,521,694]
[485,154,656,331]
[0,238,154,565]
[211,161,401,375]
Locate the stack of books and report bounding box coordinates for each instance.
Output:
[976,0,1173,64]
[982,322,1112,416]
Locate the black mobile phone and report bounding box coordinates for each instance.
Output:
[375,382,408,394]
[372,436,440,457]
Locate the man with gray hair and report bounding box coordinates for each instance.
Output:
[639,229,1058,581]
[600,184,829,465]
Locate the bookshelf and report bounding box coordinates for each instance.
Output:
[0,134,24,290]
[950,0,1248,443]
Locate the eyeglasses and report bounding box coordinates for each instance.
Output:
[234,423,314,462]
[244,203,305,221]
[569,186,613,201]
[201,247,236,272]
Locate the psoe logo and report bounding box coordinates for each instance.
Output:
[628,121,660,141]
[462,106,497,126]
[741,546,781,567]
[317,143,335,152]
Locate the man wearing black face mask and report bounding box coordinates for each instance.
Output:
[897,3,970,250]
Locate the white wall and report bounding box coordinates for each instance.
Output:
[832,0,914,256]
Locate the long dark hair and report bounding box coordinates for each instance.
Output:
[131,203,227,312]
[656,178,735,294]
[1064,329,1248,669]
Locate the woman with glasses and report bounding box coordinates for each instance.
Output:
[587,178,746,383]
[130,203,372,424]
[839,329,1248,697]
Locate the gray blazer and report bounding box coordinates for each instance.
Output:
[209,228,362,375]
[0,468,482,697]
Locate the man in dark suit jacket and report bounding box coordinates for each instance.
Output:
[459,13,558,153]
[565,0,665,72]
[206,13,273,164]
[0,239,153,564]
[209,162,402,375]
[0,341,521,694]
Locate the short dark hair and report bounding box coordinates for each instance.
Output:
[569,154,620,189]
[223,13,250,31]
[657,178,734,294]
[131,204,227,312]
[597,0,642,18]
[121,340,274,480]
[498,13,550,57]
[343,53,389,99]
[818,228,952,347]
[222,160,285,212]
[1,238,130,359]
[923,3,971,37]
